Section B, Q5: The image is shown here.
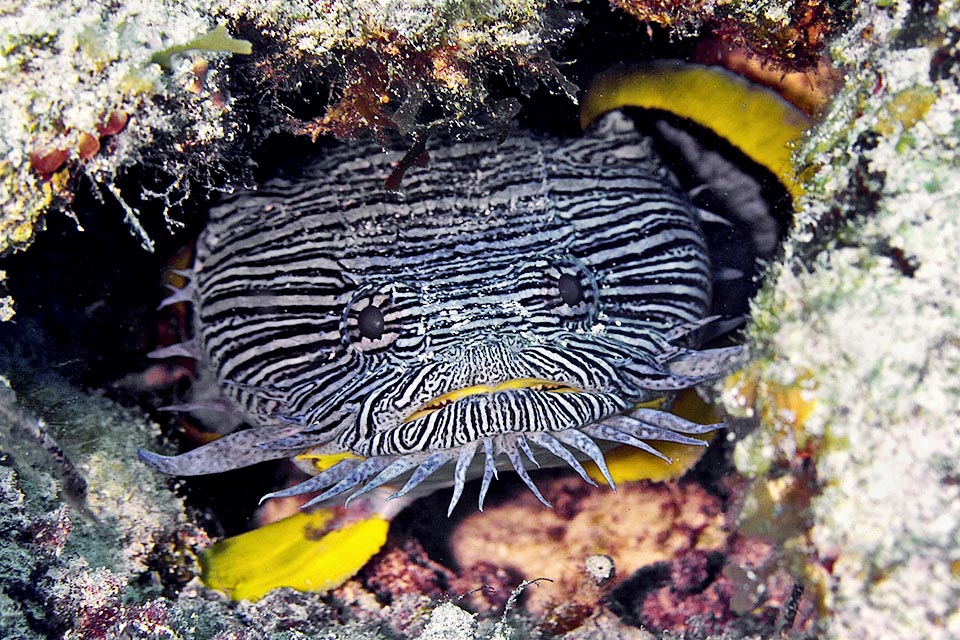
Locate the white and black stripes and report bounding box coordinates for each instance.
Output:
[139,111,746,511]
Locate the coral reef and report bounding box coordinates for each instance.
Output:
[2,0,959,638]
[0,0,579,256]
[610,0,847,70]
[0,2,256,254]
[728,1,960,638]
[0,334,398,638]
[450,477,727,617]
[223,0,579,142]
[0,364,204,637]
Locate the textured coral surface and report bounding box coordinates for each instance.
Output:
[730,2,960,638]
[1,1,248,254]
[0,0,576,255]
[450,478,727,616]
[2,0,959,638]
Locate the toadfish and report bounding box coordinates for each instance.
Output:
[140,63,805,519]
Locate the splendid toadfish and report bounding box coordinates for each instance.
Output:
[140,65,804,519]
[141,112,733,512]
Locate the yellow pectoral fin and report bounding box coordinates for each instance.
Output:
[586,389,721,484]
[201,509,389,602]
[581,62,810,198]
[586,434,713,484]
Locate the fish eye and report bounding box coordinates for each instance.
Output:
[557,273,583,306]
[342,283,424,354]
[358,305,385,340]
[544,256,599,326]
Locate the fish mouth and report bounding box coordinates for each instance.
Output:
[404,378,582,423]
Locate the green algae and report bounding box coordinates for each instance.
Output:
[150,24,252,70]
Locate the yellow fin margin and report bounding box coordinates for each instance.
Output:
[586,434,714,484]
[201,509,389,601]
[581,62,811,198]
[295,451,361,473]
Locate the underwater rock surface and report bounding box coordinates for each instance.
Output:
[0,354,392,638]
[728,2,960,638]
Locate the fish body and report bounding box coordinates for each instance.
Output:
[140,111,743,512]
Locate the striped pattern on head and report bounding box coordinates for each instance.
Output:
[140,112,743,512]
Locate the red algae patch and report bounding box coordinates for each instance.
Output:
[450,476,818,635]
[450,477,727,616]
